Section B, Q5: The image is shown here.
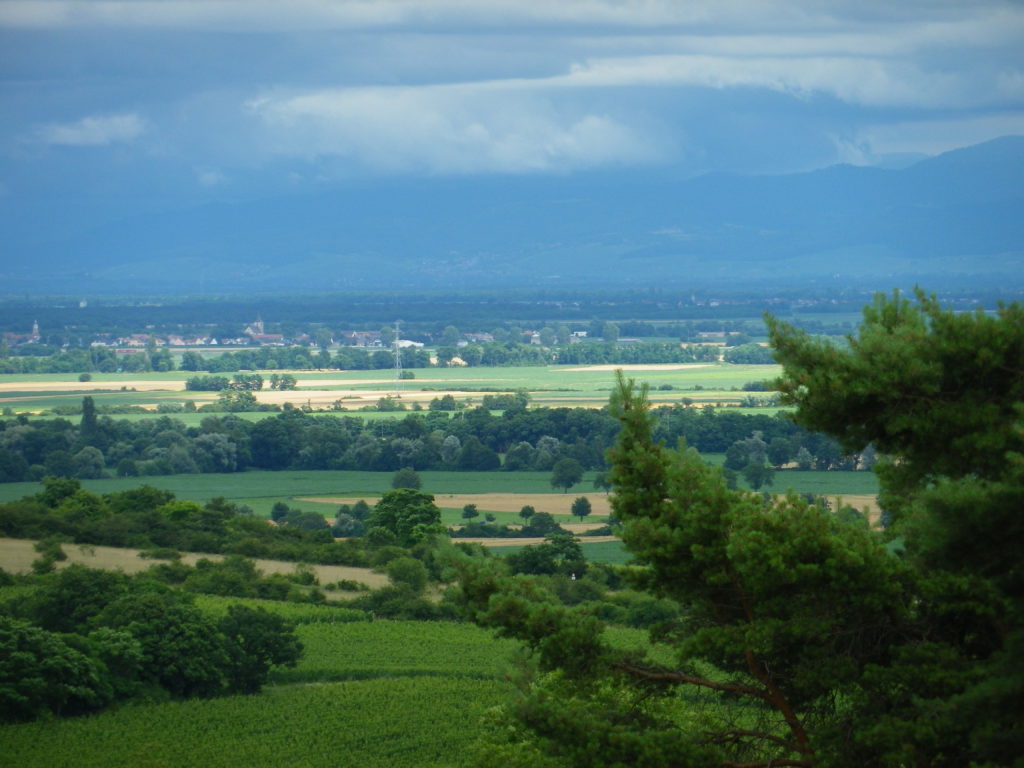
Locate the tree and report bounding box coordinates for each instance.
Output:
[518,505,536,523]
[386,556,429,594]
[0,617,107,722]
[392,466,422,490]
[368,489,445,547]
[766,437,793,468]
[218,605,302,694]
[456,373,909,767]
[457,435,500,470]
[460,344,483,367]
[602,322,619,343]
[180,351,205,371]
[80,395,98,444]
[96,592,229,698]
[766,289,1024,765]
[72,446,106,479]
[570,496,592,521]
[461,503,480,522]
[592,471,612,494]
[440,325,462,346]
[550,457,584,493]
[216,389,258,412]
[741,461,774,490]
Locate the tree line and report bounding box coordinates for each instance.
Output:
[0,398,857,483]
[0,336,772,374]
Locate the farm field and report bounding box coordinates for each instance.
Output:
[0,362,784,413]
[0,676,510,768]
[0,469,598,506]
[0,606,669,768]
[0,466,877,508]
[0,465,878,539]
[0,538,390,590]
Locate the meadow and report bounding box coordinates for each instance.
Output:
[0,361,784,413]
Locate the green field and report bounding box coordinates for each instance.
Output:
[0,609,669,768]
[0,676,509,768]
[0,595,690,768]
[0,470,600,506]
[273,619,520,684]
[0,362,783,414]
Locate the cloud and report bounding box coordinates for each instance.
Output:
[196,168,227,186]
[853,113,1024,157]
[35,113,146,146]
[4,1,1023,178]
[553,54,1020,110]
[247,83,668,174]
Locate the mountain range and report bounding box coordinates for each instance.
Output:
[3,136,1022,296]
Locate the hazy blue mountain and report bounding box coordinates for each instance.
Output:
[3,136,1022,295]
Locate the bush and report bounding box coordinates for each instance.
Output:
[387,557,429,594]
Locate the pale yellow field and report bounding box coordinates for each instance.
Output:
[561,363,714,372]
[455,534,619,546]
[0,537,389,589]
[254,389,485,406]
[0,380,180,392]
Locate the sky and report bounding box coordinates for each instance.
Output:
[2,0,1024,206]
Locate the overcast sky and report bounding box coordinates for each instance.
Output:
[2,0,1024,203]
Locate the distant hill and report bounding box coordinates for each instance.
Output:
[3,136,1022,295]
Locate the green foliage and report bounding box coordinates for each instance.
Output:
[218,605,303,694]
[767,289,1023,501]
[385,557,429,594]
[390,466,421,490]
[570,496,591,521]
[368,489,445,547]
[0,616,107,722]
[96,591,229,698]
[457,371,916,767]
[768,290,1024,765]
[550,457,583,493]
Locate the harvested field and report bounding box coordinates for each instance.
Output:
[0,380,181,392]
[299,492,614,517]
[255,389,484,406]
[0,538,388,590]
[458,535,620,547]
[561,364,713,372]
[819,493,880,522]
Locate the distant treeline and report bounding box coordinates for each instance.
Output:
[0,287,885,338]
[0,339,779,374]
[0,400,855,483]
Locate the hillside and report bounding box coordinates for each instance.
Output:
[2,136,1022,294]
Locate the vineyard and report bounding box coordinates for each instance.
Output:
[0,608,519,768]
[273,619,520,684]
[0,677,509,768]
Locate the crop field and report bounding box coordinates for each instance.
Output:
[0,362,783,414]
[0,677,510,768]
[0,537,390,590]
[272,619,520,684]
[0,610,680,768]
[0,469,600,506]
